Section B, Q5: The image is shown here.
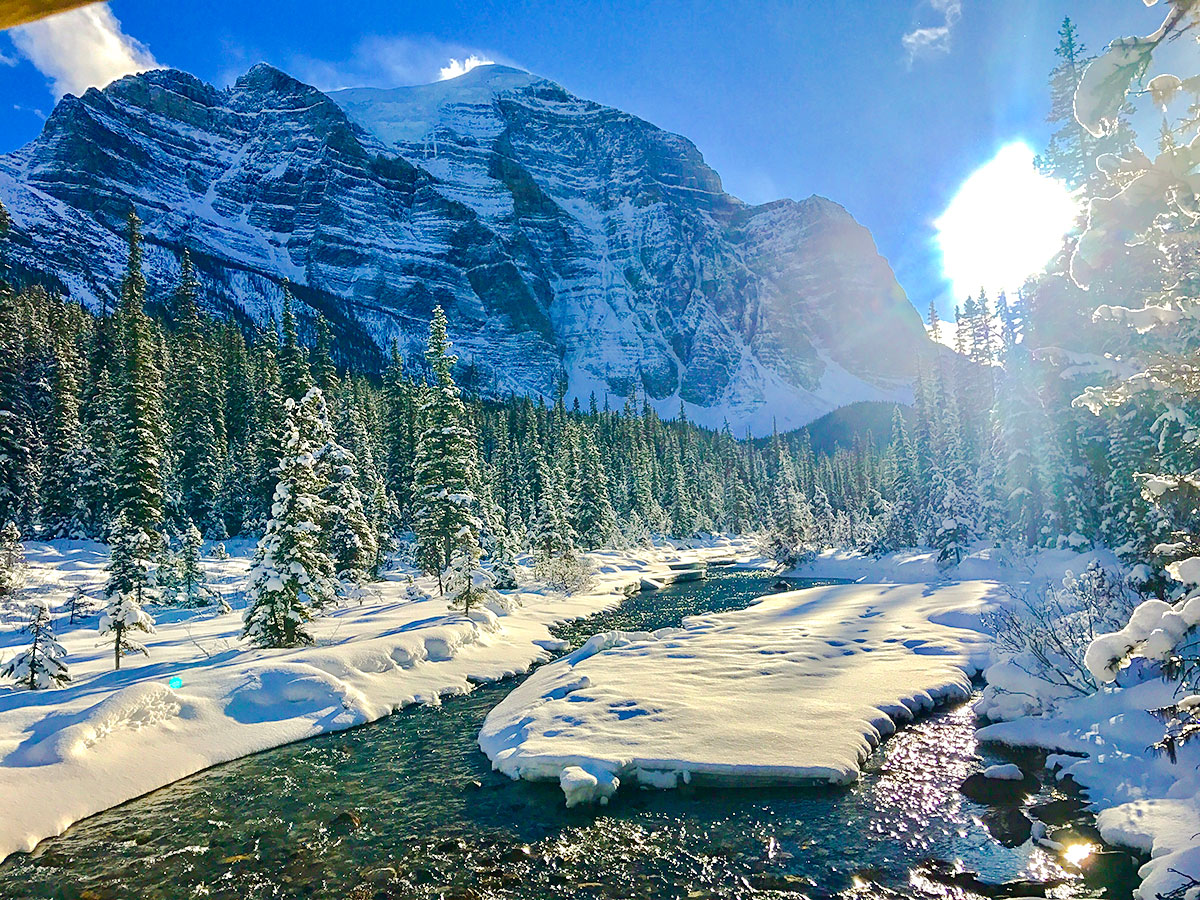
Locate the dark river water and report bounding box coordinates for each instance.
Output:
[0,568,1139,900]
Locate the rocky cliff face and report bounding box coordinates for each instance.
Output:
[0,62,929,433]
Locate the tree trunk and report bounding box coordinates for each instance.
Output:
[114,624,121,670]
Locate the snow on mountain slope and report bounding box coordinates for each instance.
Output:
[0,63,931,434]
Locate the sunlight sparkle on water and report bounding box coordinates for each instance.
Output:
[935,142,1078,302]
[1063,842,1097,867]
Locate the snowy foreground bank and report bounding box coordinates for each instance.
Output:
[809,547,1200,900]
[0,538,749,862]
[479,579,997,806]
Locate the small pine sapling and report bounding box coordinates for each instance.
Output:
[1,601,70,690]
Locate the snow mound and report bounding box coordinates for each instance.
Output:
[16,683,185,767]
[982,763,1024,781]
[225,666,358,725]
[480,581,994,805]
[560,765,619,808]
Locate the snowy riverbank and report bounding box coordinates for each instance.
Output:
[0,537,752,861]
[480,579,997,805]
[479,543,1200,899]
[802,546,1200,900]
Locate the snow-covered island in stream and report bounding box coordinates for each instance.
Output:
[480,580,994,804]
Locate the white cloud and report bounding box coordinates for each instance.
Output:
[292,37,509,92]
[902,0,962,63]
[13,104,48,121]
[437,54,496,81]
[9,2,159,98]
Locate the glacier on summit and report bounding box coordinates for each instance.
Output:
[0,62,930,434]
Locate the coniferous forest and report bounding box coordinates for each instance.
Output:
[0,14,1196,661]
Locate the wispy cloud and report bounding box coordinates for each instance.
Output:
[902,0,963,64]
[291,36,512,92]
[9,2,159,98]
[438,54,496,81]
[12,104,48,121]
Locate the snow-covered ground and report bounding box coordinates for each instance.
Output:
[0,537,750,862]
[479,579,997,804]
[479,543,1200,898]
[801,546,1200,900]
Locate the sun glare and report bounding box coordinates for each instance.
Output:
[1062,842,1097,867]
[935,142,1078,302]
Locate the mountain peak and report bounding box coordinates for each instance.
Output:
[439,63,534,83]
[0,59,928,435]
[329,66,550,146]
[234,62,320,97]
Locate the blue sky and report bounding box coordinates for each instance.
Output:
[0,0,1167,318]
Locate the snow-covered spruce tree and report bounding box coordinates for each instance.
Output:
[311,314,340,401]
[66,587,98,624]
[1065,2,1200,760]
[101,511,158,669]
[247,329,287,528]
[412,306,482,595]
[243,388,338,648]
[927,384,981,565]
[381,341,417,522]
[334,398,394,563]
[39,330,89,539]
[111,210,167,544]
[0,520,26,608]
[79,362,119,538]
[168,521,221,608]
[444,542,496,616]
[530,455,590,592]
[277,286,312,403]
[809,484,835,550]
[1,601,69,690]
[1036,16,1136,190]
[322,427,379,589]
[882,408,921,549]
[0,284,40,532]
[490,529,520,590]
[572,431,619,549]
[760,440,815,566]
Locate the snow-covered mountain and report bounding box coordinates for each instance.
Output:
[0,62,930,434]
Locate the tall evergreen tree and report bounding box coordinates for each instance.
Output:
[412,307,481,594]
[101,510,158,670]
[40,330,88,538]
[168,252,222,534]
[277,286,311,402]
[323,425,379,587]
[572,431,619,548]
[111,210,167,542]
[243,388,338,648]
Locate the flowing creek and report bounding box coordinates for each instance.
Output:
[0,568,1141,899]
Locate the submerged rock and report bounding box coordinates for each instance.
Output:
[982,807,1033,847]
[329,810,363,833]
[1029,796,1091,825]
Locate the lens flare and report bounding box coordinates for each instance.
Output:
[935,142,1078,302]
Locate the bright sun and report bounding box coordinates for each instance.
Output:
[935,142,1079,303]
